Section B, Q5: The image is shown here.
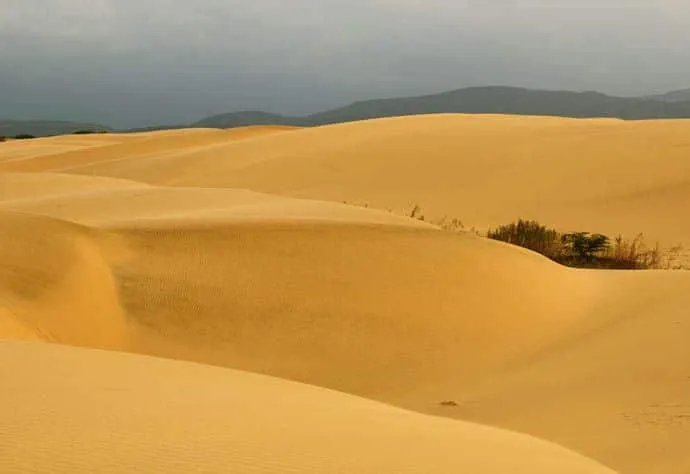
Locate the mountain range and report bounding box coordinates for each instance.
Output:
[0,120,113,139]
[5,86,690,137]
[646,88,690,102]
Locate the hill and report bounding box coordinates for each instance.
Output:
[192,110,297,128]
[0,120,111,138]
[192,86,690,128]
[7,86,690,137]
[647,88,690,102]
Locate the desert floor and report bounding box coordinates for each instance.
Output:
[2,115,689,473]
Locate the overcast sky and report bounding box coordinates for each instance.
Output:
[1,0,689,128]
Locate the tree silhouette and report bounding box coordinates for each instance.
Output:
[561,232,610,260]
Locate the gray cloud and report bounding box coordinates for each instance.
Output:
[2,0,689,127]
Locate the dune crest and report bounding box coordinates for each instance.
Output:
[0,211,128,348]
[13,115,684,252]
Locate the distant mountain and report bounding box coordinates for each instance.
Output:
[193,86,690,129]
[0,120,111,138]
[192,111,297,128]
[124,124,188,133]
[7,86,690,138]
[647,88,690,103]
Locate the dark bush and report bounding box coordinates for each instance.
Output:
[487,219,561,258]
[561,232,610,261]
[488,219,661,269]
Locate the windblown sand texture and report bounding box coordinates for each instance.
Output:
[1,116,689,473]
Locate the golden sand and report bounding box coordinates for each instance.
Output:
[1,117,689,473]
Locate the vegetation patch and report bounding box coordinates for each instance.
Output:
[487,219,683,269]
[73,129,108,135]
[339,202,686,270]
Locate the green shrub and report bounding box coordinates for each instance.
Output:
[487,219,561,258]
[487,219,663,269]
[561,232,610,261]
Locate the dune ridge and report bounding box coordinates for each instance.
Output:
[0,126,295,174]
[0,211,128,347]
[9,114,684,252]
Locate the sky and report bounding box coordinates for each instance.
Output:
[1,0,689,128]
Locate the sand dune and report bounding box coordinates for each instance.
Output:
[0,172,151,202]
[0,126,295,175]
[0,174,587,387]
[1,118,689,473]
[0,211,128,347]
[0,342,615,474]
[434,269,690,474]
[0,308,41,341]
[0,174,431,228]
[14,114,685,251]
[0,132,136,163]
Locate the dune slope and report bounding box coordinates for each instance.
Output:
[0,127,290,172]
[0,173,688,472]
[433,269,690,474]
[0,126,295,175]
[0,173,589,396]
[0,341,615,474]
[29,114,688,253]
[0,211,128,347]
